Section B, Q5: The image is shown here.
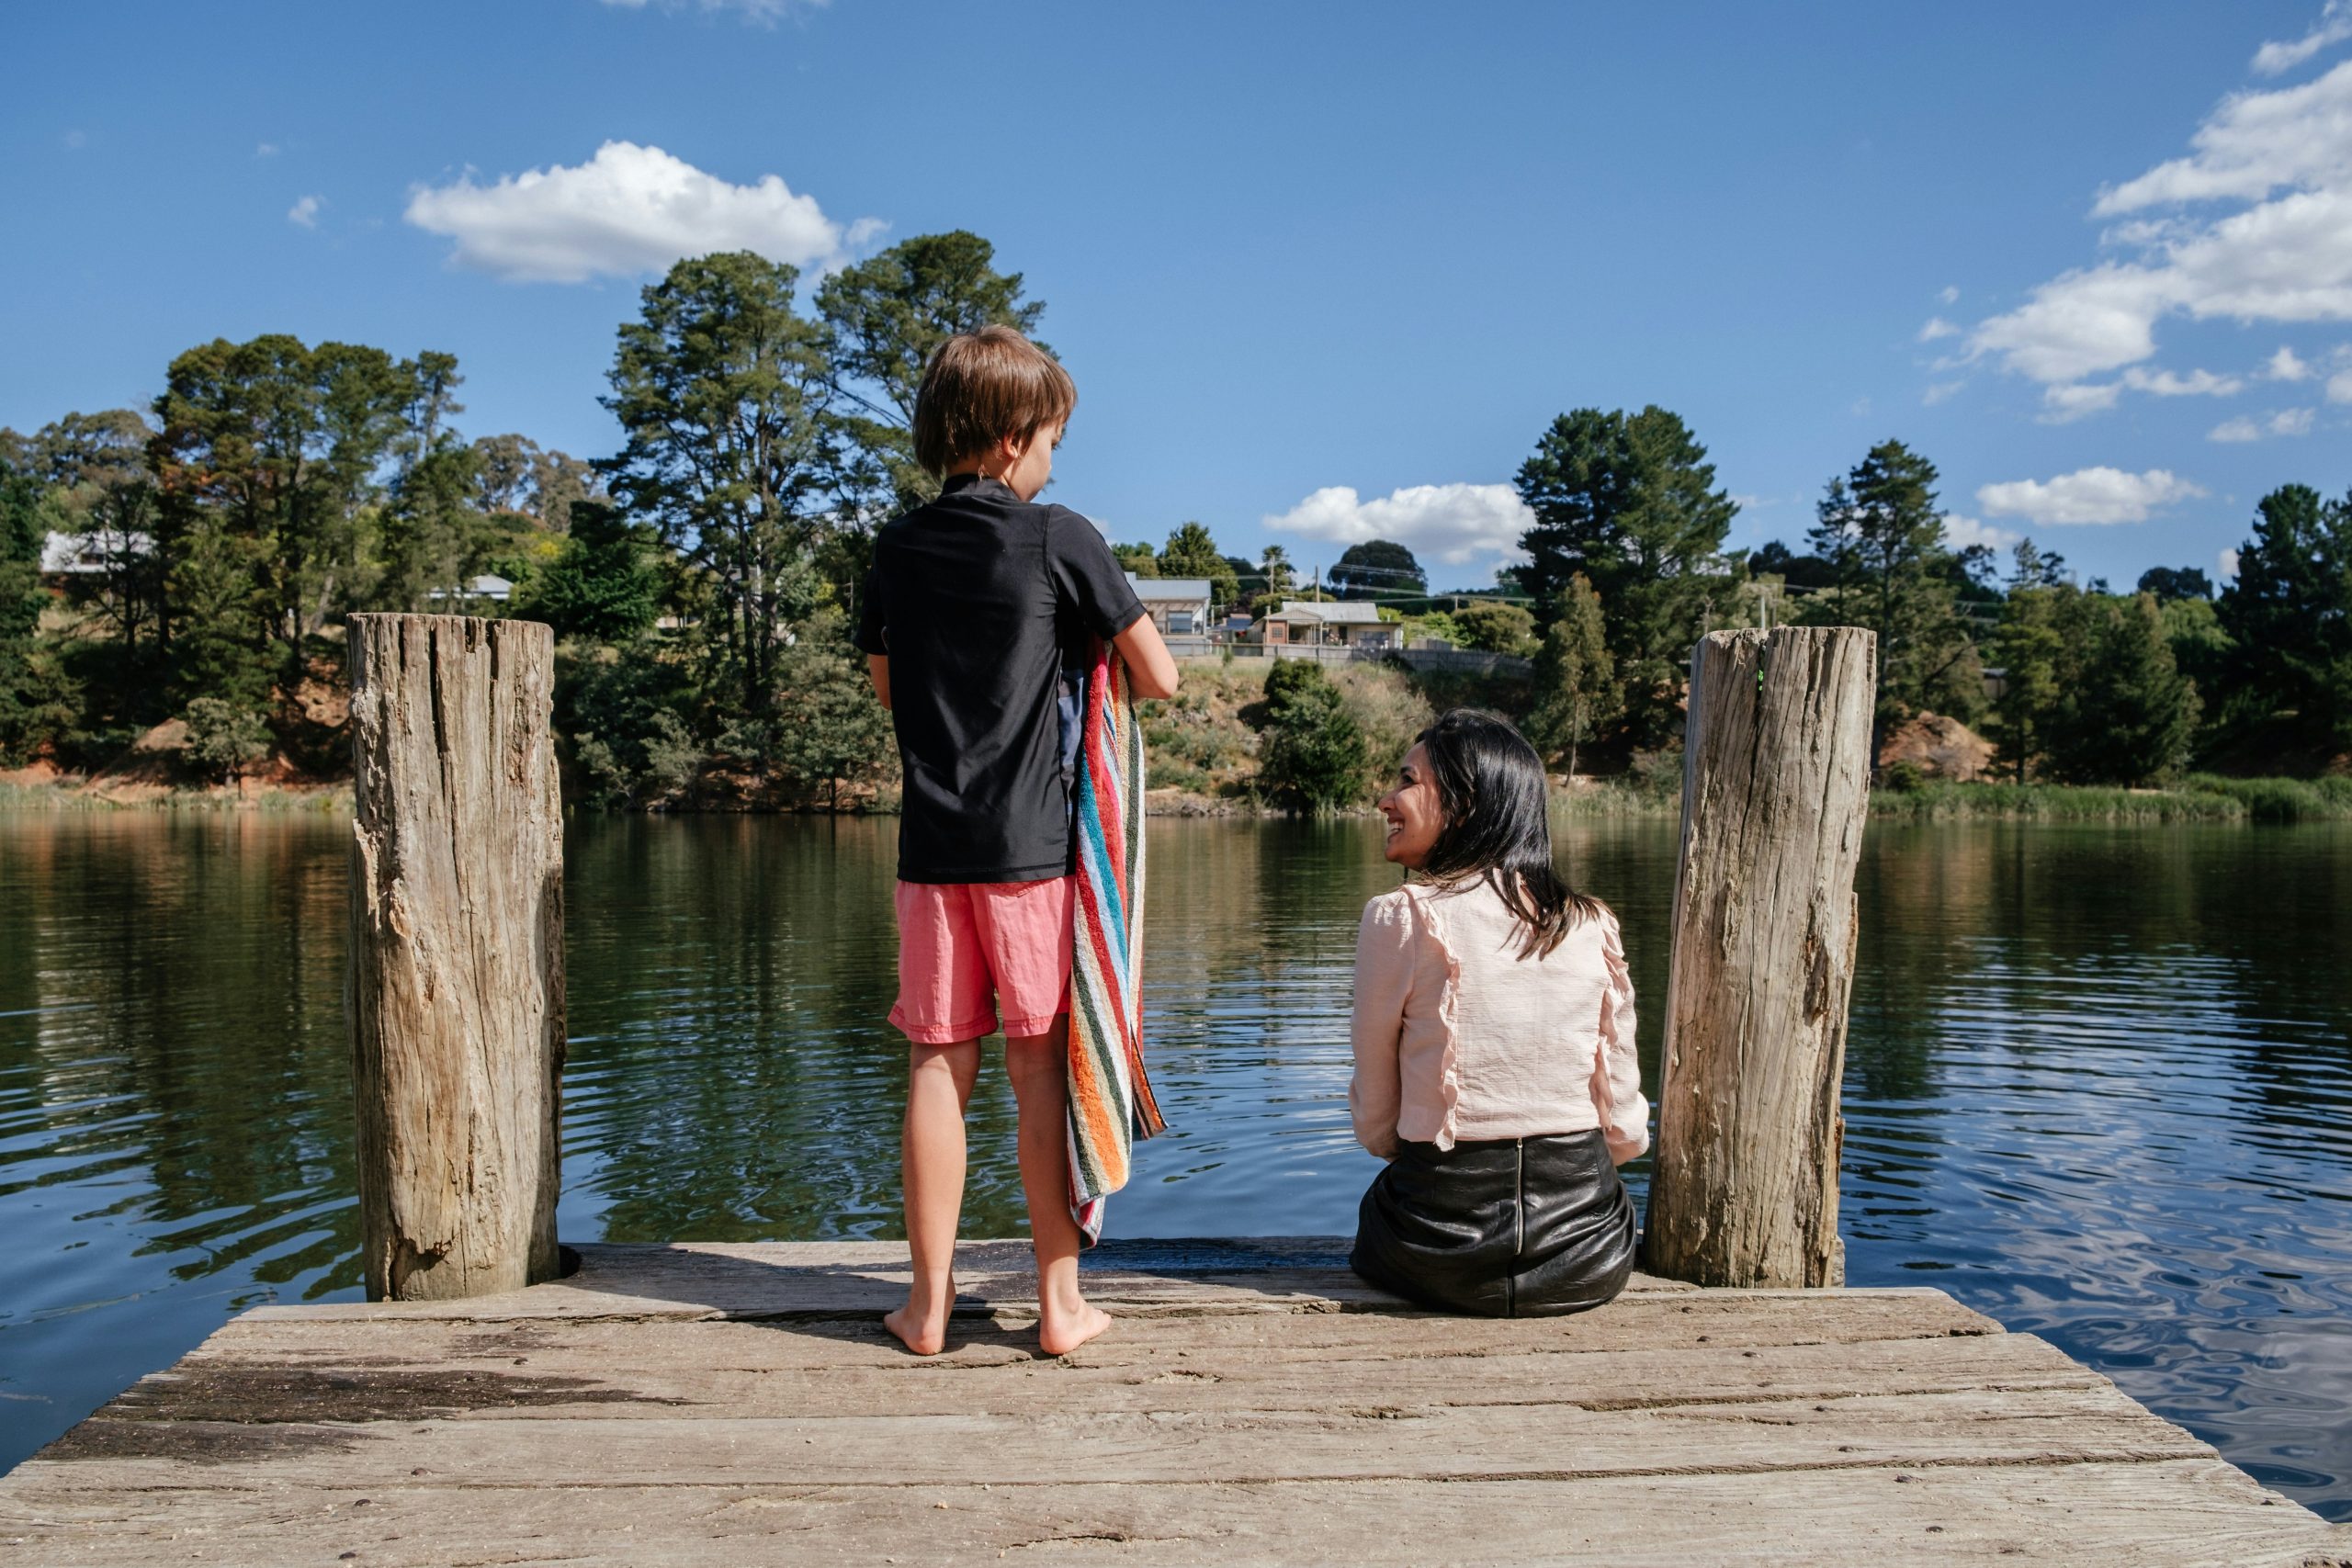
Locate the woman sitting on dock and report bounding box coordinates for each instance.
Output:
[1347,710,1649,1317]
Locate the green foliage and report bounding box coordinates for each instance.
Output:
[1527,574,1619,773]
[1159,521,1239,606]
[1802,440,1981,728]
[515,501,662,644]
[1259,544,1295,603]
[1451,600,1539,655]
[751,615,896,809]
[2047,592,2199,785]
[1515,405,1736,747]
[181,696,270,784]
[556,640,702,809]
[816,231,1044,516]
[2217,484,2352,751]
[1250,660,1369,813]
[604,252,836,723]
[1329,538,1425,598]
[2137,565,2213,603]
[1113,543,1159,577]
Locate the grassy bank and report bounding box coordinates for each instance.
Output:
[1871,774,2352,823]
[0,780,352,814]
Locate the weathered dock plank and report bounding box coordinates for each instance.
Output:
[3,1240,2345,1568]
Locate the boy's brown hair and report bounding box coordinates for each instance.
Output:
[912,325,1077,479]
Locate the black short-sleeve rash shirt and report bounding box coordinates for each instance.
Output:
[854,473,1147,884]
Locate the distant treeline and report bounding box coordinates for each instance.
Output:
[2,234,2346,807]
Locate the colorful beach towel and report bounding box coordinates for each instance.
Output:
[1067,640,1165,1246]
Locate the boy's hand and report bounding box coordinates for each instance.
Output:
[867,654,892,710]
[1113,618,1179,700]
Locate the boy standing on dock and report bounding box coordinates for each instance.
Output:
[855,327,1179,1356]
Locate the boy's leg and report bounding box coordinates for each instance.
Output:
[887,881,997,1358]
[886,1037,980,1356]
[1004,1020,1110,1355]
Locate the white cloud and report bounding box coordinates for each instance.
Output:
[403,141,872,283]
[1922,380,1963,406]
[2209,407,2313,441]
[1977,467,2207,525]
[255,141,280,158]
[2254,0,2352,75]
[1265,483,1534,567]
[1938,285,1961,305]
[2121,366,2245,396]
[1939,513,2019,551]
[1917,316,1960,342]
[1970,60,2352,396]
[2218,547,2242,581]
[2331,367,2352,401]
[2041,381,2122,421]
[287,195,322,228]
[2267,344,2313,378]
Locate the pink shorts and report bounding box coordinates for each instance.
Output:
[890,877,1075,1044]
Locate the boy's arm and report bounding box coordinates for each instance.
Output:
[867,654,891,710]
[1112,616,1179,700]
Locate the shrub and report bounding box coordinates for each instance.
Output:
[1251,660,1369,813]
[182,697,271,784]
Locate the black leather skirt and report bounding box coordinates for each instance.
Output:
[1351,1128,1637,1317]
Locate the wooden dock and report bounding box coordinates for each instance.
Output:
[4,1239,2346,1566]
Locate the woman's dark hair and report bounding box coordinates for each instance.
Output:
[1413,709,1606,959]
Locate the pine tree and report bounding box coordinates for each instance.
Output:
[1528,574,1618,776]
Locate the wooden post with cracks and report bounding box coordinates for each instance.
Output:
[345,614,565,1301]
[1644,626,1876,1289]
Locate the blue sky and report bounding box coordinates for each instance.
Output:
[7,1,2350,592]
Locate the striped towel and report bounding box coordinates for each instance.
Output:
[1066,640,1166,1247]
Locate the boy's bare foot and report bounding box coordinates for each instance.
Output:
[885,1294,954,1356]
[1037,1301,1112,1356]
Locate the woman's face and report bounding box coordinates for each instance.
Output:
[1378,742,1444,869]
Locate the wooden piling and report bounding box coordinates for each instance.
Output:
[345,613,565,1302]
[1645,626,1877,1289]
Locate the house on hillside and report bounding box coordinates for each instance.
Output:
[1249,598,1396,649]
[1125,575,1214,637]
[425,575,514,606]
[40,529,153,586]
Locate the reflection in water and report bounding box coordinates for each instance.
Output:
[1,812,2347,1518]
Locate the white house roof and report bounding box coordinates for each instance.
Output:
[41,529,154,573]
[1272,598,1385,625]
[426,575,514,601]
[1125,574,1213,601]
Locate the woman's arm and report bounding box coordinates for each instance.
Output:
[1349,894,1416,1159]
[867,654,891,711]
[1590,914,1651,1165]
[1112,616,1180,700]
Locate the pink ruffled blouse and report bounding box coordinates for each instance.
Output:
[1348,878,1650,1163]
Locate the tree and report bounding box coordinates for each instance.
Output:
[1260,544,1295,601]
[1984,545,2069,784]
[2137,565,2213,602]
[1250,659,1368,812]
[1747,540,1838,590]
[2217,484,2352,750]
[517,501,663,645]
[1111,542,1159,578]
[147,334,414,675]
[0,461,58,762]
[1804,440,1980,729]
[473,434,601,532]
[1515,405,1737,746]
[1528,574,1618,776]
[2047,592,2199,784]
[1451,600,1539,655]
[604,252,836,724]
[760,614,897,810]
[816,231,1045,518]
[181,695,270,784]
[1159,521,1239,606]
[1329,538,1425,599]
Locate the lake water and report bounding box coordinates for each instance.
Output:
[3,811,2348,1519]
